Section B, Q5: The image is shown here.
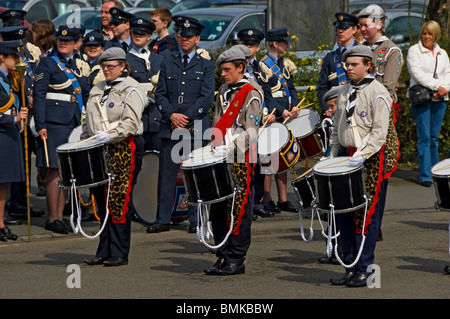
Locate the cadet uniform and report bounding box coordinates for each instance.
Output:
[33,26,90,169]
[82,47,146,267]
[0,40,26,241]
[205,45,263,275]
[237,28,274,219]
[126,17,164,151]
[104,7,134,53]
[317,13,359,116]
[83,31,106,88]
[329,46,391,287]
[148,17,215,233]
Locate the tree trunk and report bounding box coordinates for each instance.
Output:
[428,0,450,38]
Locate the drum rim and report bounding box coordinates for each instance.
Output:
[431,158,450,177]
[285,108,320,136]
[56,140,105,152]
[313,157,363,176]
[181,154,228,168]
[257,123,292,156]
[316,203,366,214]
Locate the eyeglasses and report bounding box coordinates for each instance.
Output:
[100,64,120,71]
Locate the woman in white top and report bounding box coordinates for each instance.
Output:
[407,20,450,187]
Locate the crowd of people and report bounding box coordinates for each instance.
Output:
[0,1,448,282]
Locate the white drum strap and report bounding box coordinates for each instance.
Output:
[196,189,237,250]
[298,204,314,243]
[69,176,111,239]
[332,195,369,269]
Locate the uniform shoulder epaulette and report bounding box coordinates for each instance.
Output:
[196,48,211,60]
[90,65,105,85]
[76,59,91,77]
[25,42,41,63]
[283,57,297,75]
[259,55,274,78]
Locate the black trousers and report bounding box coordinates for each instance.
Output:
[91,135,144,259]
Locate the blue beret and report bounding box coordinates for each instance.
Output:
[130,17,156,34]
[0,26,29,45]
[238,28,264,45]
[266,27,292,42]
[54,25,81,41]
[0,40,22,56]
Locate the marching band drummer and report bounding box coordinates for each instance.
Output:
[33,25,90,234]
[0,40,28,241]
[204,45,263,276]
[328,45,391,287]
[82,47,145,267]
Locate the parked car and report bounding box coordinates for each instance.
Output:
[383,9,426,45]
[52,7,101,33]
[133,0,175,9]
[85,0,133,8]
[0,0,91,23]
[349,0,428,13]
[170,0,265,15]
[171,6,266,51]
[0,6,31,27]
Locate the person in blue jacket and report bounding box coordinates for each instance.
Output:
[0,40,28,241]
[33,25,90,234]
[147,16,215,234]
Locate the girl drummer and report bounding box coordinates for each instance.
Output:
[0,40,28,241]
[328,45,391,287]
[82,47,145,267]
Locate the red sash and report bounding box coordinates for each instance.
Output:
[212,83,255,147]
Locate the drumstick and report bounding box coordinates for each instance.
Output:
[316,152,371,170]
[258,108,276,137]
[67,126,117,150]
[43,138,49,167]
[297,167,313,179]
[433,162,450,172]
[95,97,110,130]
[282,103,315,125]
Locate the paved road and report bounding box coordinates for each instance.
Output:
[0,160,449,306]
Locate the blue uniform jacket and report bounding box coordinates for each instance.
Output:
[32,53,90,131]
[126,49,163,132]
[155,45,215,139]
[0,73,15,133]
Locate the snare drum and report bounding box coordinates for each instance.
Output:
[313,157,366,213]
[285,108,324,159]
[181,147,236,205]
[431,158,450,211]
[291,172,315,211]
[258,122,300,175]
[56,139,112,189]
[133,151,188,225]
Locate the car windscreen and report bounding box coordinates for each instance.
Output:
[189,14,233,41]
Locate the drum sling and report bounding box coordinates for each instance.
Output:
[107,135,136,223]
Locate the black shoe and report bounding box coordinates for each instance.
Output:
[444,265,450,275]
[104,257,128,267]
[146,223,170,233]
[0,226,16,241]
[84,256,107,265]
[277,200,298,212]
[254,208,274,218]
[216,262,245,276]
[346,273,368,287]
[330,271,355,286]
[204,257,226,275]
[419,181,432,187]
[45,219,69,234]
[318,255,339,265]
[188,223,197,233]
[263,200,281,213]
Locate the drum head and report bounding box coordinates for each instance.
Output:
[182,147,227,168]
[257,122,289,156]
[286,108,320,137]
[133,151,159,225]
[431,158,450,177]
[313,156,361,176]
[56,138,103,152]
[69,125,83,143]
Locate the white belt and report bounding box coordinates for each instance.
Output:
[272,91,285,98]
[46,92,73,102]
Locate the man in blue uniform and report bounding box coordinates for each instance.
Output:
[316,12,359,117]
[33,25,90,234]
[148,16,215,233]
[104,7,134,53]
[237,28,274,219]
[126,17,163,152]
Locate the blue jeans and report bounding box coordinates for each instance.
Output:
[411,100,447,182]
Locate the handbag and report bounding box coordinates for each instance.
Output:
[409,52,439,106]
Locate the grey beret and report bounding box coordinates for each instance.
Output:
[357,4,384,19]
[215,44,250,68]
[98,47,126,64]
[342,45,373,61]
[323,85,341,103]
